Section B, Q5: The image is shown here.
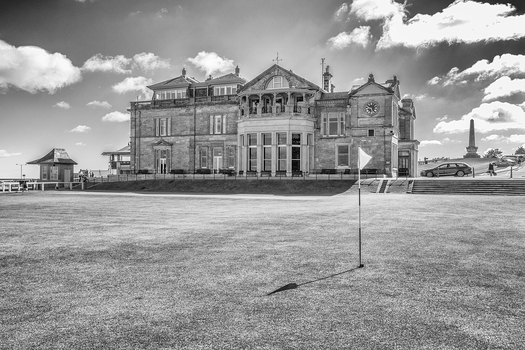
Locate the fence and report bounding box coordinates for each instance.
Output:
[84,169,387,183]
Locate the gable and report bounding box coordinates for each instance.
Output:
[239,64,320,93]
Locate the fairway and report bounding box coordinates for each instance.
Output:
[1,191,524,349]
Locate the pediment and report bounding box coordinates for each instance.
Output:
[239,64,320,93]
[350,83,391,97]
[152,139,173,147]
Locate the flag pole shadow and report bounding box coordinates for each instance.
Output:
[266,267,361,296]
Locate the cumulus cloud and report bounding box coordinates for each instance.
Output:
[429,54,525,86]
[434,101,525,134]
[132,52,170,71]
[376,1,525,50]
[102,111,129,122]
[350,0,405,21]
[334,3,349,21]
[482,76,525,102]
[87,100,112,108]
[70,125,91,133]
[328,26,372,49]
[75,142,87,146]
[53,101,71,109]
[187,51,235,76]
[112,76,153,97]
[0,39,82,94]
[482,134,525,143]
[0,150,22,158]
[420,140,442,146]
[82,54,132,74]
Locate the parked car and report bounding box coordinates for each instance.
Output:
[495,157,517,167]
[420,162,473,177]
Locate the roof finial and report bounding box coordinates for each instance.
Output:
[273,52,282,65]
[368,73,375,82]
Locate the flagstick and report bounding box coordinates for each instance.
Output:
[358,147,364,268]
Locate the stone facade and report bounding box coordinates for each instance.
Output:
[128,65,419,177]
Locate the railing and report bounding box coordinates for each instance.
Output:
[293,105,301,113]
[249,107,257,115]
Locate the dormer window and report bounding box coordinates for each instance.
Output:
[213,85,237,96]
[266,76,289,90]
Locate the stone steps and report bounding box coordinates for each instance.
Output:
[410,179,525,196]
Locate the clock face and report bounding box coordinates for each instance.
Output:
[364,101,379,115]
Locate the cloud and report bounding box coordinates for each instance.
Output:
[350,0,405,21]
[132,52,170,71]
[430,54,525,86]
[434,101,525,134]
[87,100,112,108]
[0,39,82,94]
[328,26,372,49]
[376,1,525,50]
[482,76,525,102]
[102,111,129,122]
[334,3,349,21]
[70,125,91,133]
[75,142,87,146]
[420,140,443,146]
[82,54,132,74]
[53,101,71,109]
[0,150,22,158]
[482,134,525,144]
[112,76,153,97]
[187,51,235,76]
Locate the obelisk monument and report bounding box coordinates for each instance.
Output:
[464,119,480,158]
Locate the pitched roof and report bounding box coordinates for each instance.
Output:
[239,64,321,92]
[101,145,130,156]
[27,148,77,165]
[319,92,349,100]
[147,75,199,90]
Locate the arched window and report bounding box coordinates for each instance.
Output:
[266,76,289,89]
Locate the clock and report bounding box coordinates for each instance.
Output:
[364,101,380,116]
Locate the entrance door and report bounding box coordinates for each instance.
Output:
[64,169,70,183]
[213,148,223,173]
[398,156,409,176]
[158,158,167,174]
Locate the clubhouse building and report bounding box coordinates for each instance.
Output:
[128,63,419,177]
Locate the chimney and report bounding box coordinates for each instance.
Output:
[182,67,186,76]
[331,83,335,93]
[206,75,213,81]
[323,65,333,92]
[235,66,240,76]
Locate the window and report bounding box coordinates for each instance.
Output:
[227,146,235,168]
[266,75,290,89]
[277,132,287,171]
[50,166,58,180]
[214,85,237,96]
[337,145,350,167]
[156,89,186,100]
[42,167,48,180]
[248,134,257,172]
[292,134,301,172]
[368,129,375,137]
[321,112,345,136]
[263,133,272,171]
[200,147,208,168]
[210,115,227,134]
[155,118,171,136]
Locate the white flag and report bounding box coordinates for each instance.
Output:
[358,147,372,170]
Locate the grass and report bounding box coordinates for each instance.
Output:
[1,191,524,349]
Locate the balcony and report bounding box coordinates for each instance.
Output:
[130,95,239,110]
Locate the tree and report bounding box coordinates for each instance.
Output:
[515,146,525,155]
[483,148,502,158]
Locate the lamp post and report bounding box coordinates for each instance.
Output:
[16,163,26,180]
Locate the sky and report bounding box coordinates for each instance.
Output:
[1,0,525,179]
